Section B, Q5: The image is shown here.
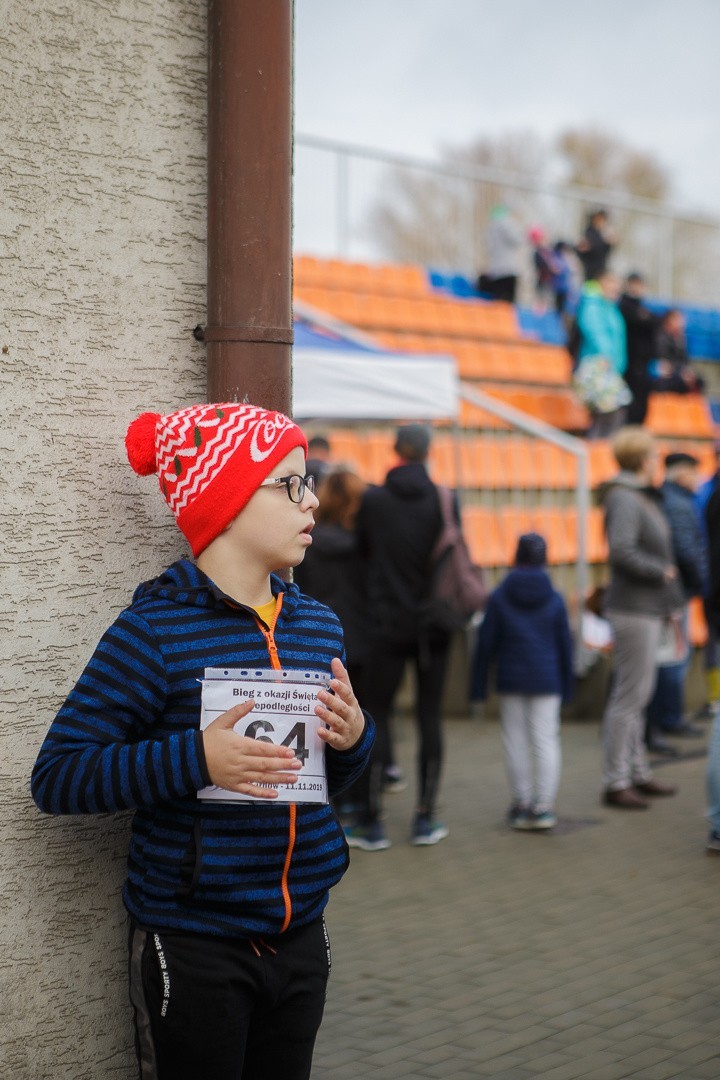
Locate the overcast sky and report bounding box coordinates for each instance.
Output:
[295,0,720,216]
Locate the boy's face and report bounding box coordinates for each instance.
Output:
[224,446,319,572]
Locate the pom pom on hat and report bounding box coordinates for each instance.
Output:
[126,412,161,476]
[125,403,307,556]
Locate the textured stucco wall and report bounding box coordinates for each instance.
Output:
[0,3,207,1076]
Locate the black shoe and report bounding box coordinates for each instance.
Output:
[662,723,705,739]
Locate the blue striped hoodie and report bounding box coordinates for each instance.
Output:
[31,559,374,937]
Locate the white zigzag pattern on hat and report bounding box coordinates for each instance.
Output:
[155,404,294,516]
[174,408,292,515]
[172,413,254,514]
[157,410,197,486]
[156,408,199,466]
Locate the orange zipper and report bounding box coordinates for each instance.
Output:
[253,593,296,933]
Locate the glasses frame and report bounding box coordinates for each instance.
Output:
[258,473,316,504]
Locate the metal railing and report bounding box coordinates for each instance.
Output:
[295,133,720,306]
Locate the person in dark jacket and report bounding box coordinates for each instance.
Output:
[294,468,373,820]
[599,427,682,810]
[294,468,370,681]
[646,452,706,740]
[619,272,661,425]
[703,485,720,852]
[31,402,374,1080]
[576,207,615,281]
[697,444,720,721]
[653,309,705,395]
[351,423,451,849]
[470,533,573,830]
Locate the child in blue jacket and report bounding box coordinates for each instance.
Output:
[31,402,374,1080]
[470,533,573,830]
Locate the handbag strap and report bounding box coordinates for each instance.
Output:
[430,485,460,563]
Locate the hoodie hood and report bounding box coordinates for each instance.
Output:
[384,462,436,499]
[501,567,555,609]
[131,558,297,615]
[597,470,662,506]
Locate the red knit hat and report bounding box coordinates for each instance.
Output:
[125,403,307,556]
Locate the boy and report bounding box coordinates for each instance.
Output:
[470,533,573,830]
[31,402,374,1080]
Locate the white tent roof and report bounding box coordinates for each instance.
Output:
[292,347,459,421]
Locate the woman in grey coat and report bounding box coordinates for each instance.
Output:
[599,427,683,808]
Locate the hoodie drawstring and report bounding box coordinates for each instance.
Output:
[249,938,278,958]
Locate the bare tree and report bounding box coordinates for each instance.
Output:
[557,127,670,201]
[367,126,720,301]
[368,131,547,272]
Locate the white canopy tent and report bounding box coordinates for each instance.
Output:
[292,347,459,421]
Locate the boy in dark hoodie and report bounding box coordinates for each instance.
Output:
[31,402,374,1080]
[470,533,574,830]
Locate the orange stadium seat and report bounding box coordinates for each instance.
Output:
[463,507,505,568]
[534,442,577,489]
[428,434,458,487]
[498,507,534,563]
[503,437,538,489]
[459,398,510,431]
[532,508,576,565]
[374,263,428,297]
[587,507,608,563]
[535,391,590,431]
[473,438,506,487]
[456,437,478,486]
[373,334,572,386]
[363,431,394,483]
[325,429,363,472]
[646,393,714,438]
[294,257,430,298]
[589,441,616,488]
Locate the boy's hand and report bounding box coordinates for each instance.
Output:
[315,658,365,752]
[202,700,302,798]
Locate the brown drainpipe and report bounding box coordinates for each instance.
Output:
[204,0,294,414]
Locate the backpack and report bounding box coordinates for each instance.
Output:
[421,486,487,633]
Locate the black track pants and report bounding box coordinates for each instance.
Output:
[128,917,330,1080]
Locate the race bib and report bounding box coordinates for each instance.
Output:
[198,668,329,803]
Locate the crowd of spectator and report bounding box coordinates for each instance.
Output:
[297,422,720,852]
[478,204,707,441]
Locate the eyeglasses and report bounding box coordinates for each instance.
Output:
[258,473,316,504]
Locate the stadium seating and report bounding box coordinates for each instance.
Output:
[645,393,715,438]
[293,254,718,643]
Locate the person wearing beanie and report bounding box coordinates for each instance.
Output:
[645,452,706,743]
[350,422,455,848]
[31,402,375,1080]
[470,533,574,830]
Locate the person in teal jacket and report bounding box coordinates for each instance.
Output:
[577,271,627,374]
[576,271,629,437]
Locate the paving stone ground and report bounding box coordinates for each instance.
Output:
[313,716,720,1080]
